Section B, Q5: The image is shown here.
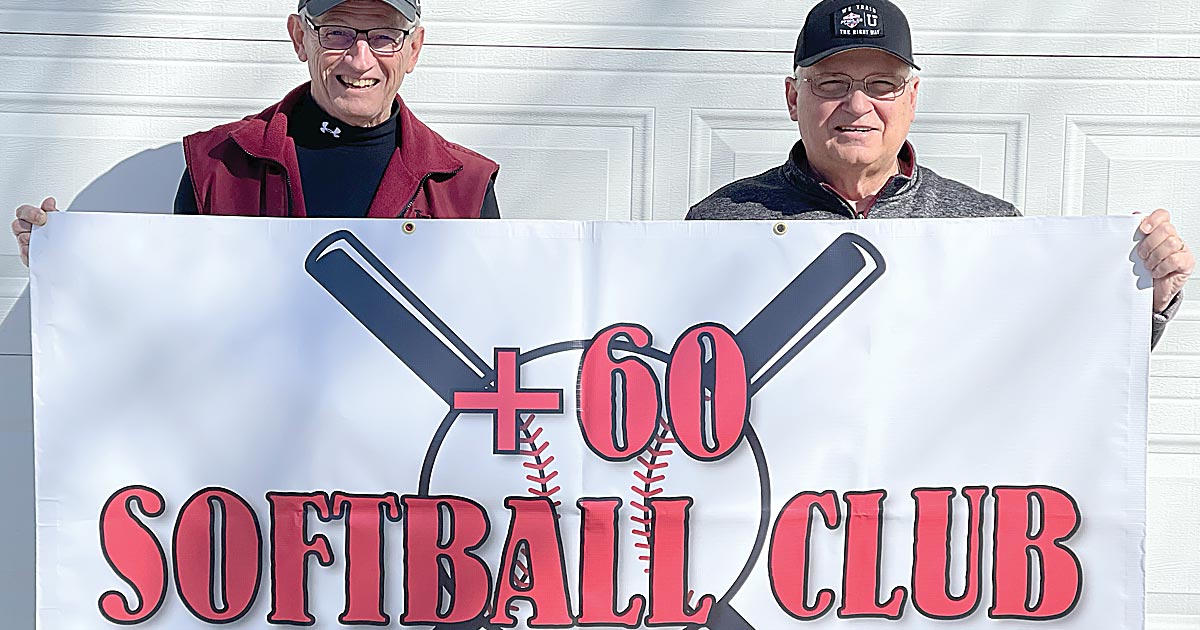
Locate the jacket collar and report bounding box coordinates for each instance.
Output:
[781,139,919,206]
[227,82,463,177]
[227,83,465,218]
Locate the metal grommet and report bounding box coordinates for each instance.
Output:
[773,222,788,236]
[402,221,416,235]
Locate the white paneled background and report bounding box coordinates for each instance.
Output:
[1,0,1198,627]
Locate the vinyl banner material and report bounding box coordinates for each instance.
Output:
[31,215,1149,629]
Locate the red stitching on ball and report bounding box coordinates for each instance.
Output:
[630,416,676,574]
[519,414,561,509]
[633,471,665,484]
[513,555,532,590]
[519,427,544,444]
[503,414,552,599]
[523,455,555,470]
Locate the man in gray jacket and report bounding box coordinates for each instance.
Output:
[688,0,1192,347]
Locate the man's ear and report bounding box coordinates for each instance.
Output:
[404,26,426,74]
[286,14,308,62]
[785,77,801,122]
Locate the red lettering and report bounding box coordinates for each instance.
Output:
[98,486,168,624]
[838,490,906,619]
[990,486,1082,619]
[401,496,491,624]
[645,498,712,625]
[331,493,402,625]
[266,492,334,624]
[173,488,262,623]
[665,324,748,461]
[769,490,840,619]
[578,324,661,461]
[452,348,563,454]
[576,498,645,626]
[490,497,573,627]
[911,487,986,619]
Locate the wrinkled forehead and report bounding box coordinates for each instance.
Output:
[802,48,910,76]
[311,0,407,27]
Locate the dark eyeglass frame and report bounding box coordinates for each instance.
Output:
[799,72,911,101]
[303,15,412,54]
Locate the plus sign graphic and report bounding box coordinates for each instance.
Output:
[307,229,885,630]
[452,348,564,453]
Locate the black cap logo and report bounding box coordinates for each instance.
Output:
[835,4,884,38]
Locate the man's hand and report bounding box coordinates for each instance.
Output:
[1137,209,1194,313]
[11,197,57,267]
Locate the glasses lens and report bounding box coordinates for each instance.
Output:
[810,75,852,98]
[367,29,404,52]
[319,26,357,50]
[864,75,906,98]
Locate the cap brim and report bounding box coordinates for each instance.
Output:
[303,0,418,22]
[797,44,920,70]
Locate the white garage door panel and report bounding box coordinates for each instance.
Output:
[0,125,188,210]
[0,275,22,318]
[1147,453,1200,611]
[3,0,1199,58]
[1151,614,1200,630]
[1065,117,1200,221]
[1150,398,1200,439]
[419,105,655,221]
[1154,317,1200,355]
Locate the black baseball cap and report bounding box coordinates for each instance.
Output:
[794,0,919,70]
[298,0,420,23]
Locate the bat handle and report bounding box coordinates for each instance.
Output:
[306,230,493,404]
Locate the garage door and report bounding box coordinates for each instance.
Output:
[0,1,1197,627]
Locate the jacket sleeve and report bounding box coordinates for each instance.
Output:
[173,169,199,215]
[1151,291,1183,350]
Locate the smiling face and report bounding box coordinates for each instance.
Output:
[287,0,424,127]
[786,48,919,179]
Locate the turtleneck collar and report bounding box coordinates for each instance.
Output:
[289,92,399,150]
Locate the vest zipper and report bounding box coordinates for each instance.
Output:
[402,165,462,218]
[236,145,292,216]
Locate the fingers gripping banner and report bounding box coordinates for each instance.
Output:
[31,216,1149,629]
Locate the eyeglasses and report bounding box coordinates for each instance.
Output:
[303,16,411,54]
[799,73,910,100]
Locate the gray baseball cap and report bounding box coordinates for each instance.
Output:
[298,0,420,23]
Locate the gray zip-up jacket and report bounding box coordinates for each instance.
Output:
[687,141,1178,347]
[688,141,1017,221]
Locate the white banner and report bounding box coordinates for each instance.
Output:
[32,215,1149,629]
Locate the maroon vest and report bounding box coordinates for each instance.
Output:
[182,84,498,218]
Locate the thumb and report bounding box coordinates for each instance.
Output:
[42,197,58,213]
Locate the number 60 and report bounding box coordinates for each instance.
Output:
[577,323,749,463]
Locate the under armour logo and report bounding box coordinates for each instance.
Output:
[320,122,342,138]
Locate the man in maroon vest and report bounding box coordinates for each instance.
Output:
[12,0,499,264]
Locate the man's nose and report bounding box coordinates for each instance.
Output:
[341,38,376,70]
[841,86,875,116]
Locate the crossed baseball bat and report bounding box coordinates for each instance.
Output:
[305,228,885,630]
